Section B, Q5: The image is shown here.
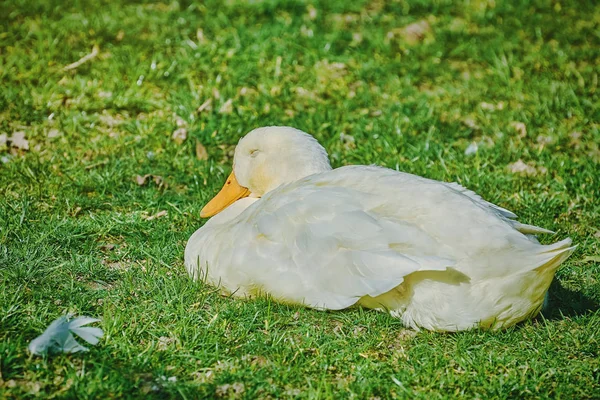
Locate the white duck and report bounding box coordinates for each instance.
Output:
[185,126,575,331]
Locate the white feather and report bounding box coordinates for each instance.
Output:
[28,315,103,355]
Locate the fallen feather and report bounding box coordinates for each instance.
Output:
[29,315,103,356]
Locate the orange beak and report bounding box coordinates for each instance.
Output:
[200,171,251,218]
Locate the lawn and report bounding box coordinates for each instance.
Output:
[1,0,599,398]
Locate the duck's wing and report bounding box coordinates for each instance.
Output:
[443,182,517,219]
[229,181,456,310]
[442,181,554,235]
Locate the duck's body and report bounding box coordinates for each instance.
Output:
[185,127,574,331]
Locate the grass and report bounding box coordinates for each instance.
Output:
[1,0,599,397]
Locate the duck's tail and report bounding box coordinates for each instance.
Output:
[482,238,576,330]
[534,238,576,273]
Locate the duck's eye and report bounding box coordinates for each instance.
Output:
[249,149,259,157]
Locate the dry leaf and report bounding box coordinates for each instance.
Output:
[195,139,208,160]
[191,370,214,384]
[99,243,116,251]
[352,32,363,44]
[197,98,212,113]
[480,102,496,111]
[339,132,356,149]
[510,121,527,137]
[99,112,124,127]
[0,133,7,149]
[462,117,480,130]
[157,336,175,351]
[63,45,100,71]
[570,131,582,140]
[216,382,245,398]
[172,128,187,144]
[144,210,167,221]
[579,255,600,264]
[47,129,61,138]
[391,20,432,44]
[152,175,164,186]
[196,29,206,44]
[136,175,150,185]
[219,99,233,114]
[507,160,545,176]
[594,230,600,239]
[537,135,554,145]
[465,142,478,155]
[102,260,127,271]
[136,174,165,188]
[9,131,29,150]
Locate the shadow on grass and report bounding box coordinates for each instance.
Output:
[541,279,600,320]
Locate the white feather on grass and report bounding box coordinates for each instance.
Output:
[28,315,103,356]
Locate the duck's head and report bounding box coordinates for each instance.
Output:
[200,126,332,217]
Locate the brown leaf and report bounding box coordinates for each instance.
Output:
[47,129,61,138]
[216,382,245,398]
[136,174,165,188]
[136,175,150,185]
[144,210,167,221]
[510,121,527,137]
[595,230,600,239]
[579,256,600,264]
[197,98,212,113]
[157,336,176,351]
[152,175,164,186]
[462,117,480,130]
[99,243,116,251]
[393,20,432,44]
[537,135,554,145]
[507,160,546,176]
[8,131,29,150]
[219,99,233,114]
[0,133,7,149]
[195,139,208,160]
[172,128,187,144]
[63,45,99,71]
[191,370,214,384]
[339,132,356,149]
[196,29,206,44]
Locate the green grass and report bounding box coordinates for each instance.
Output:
[1,0,599,398]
